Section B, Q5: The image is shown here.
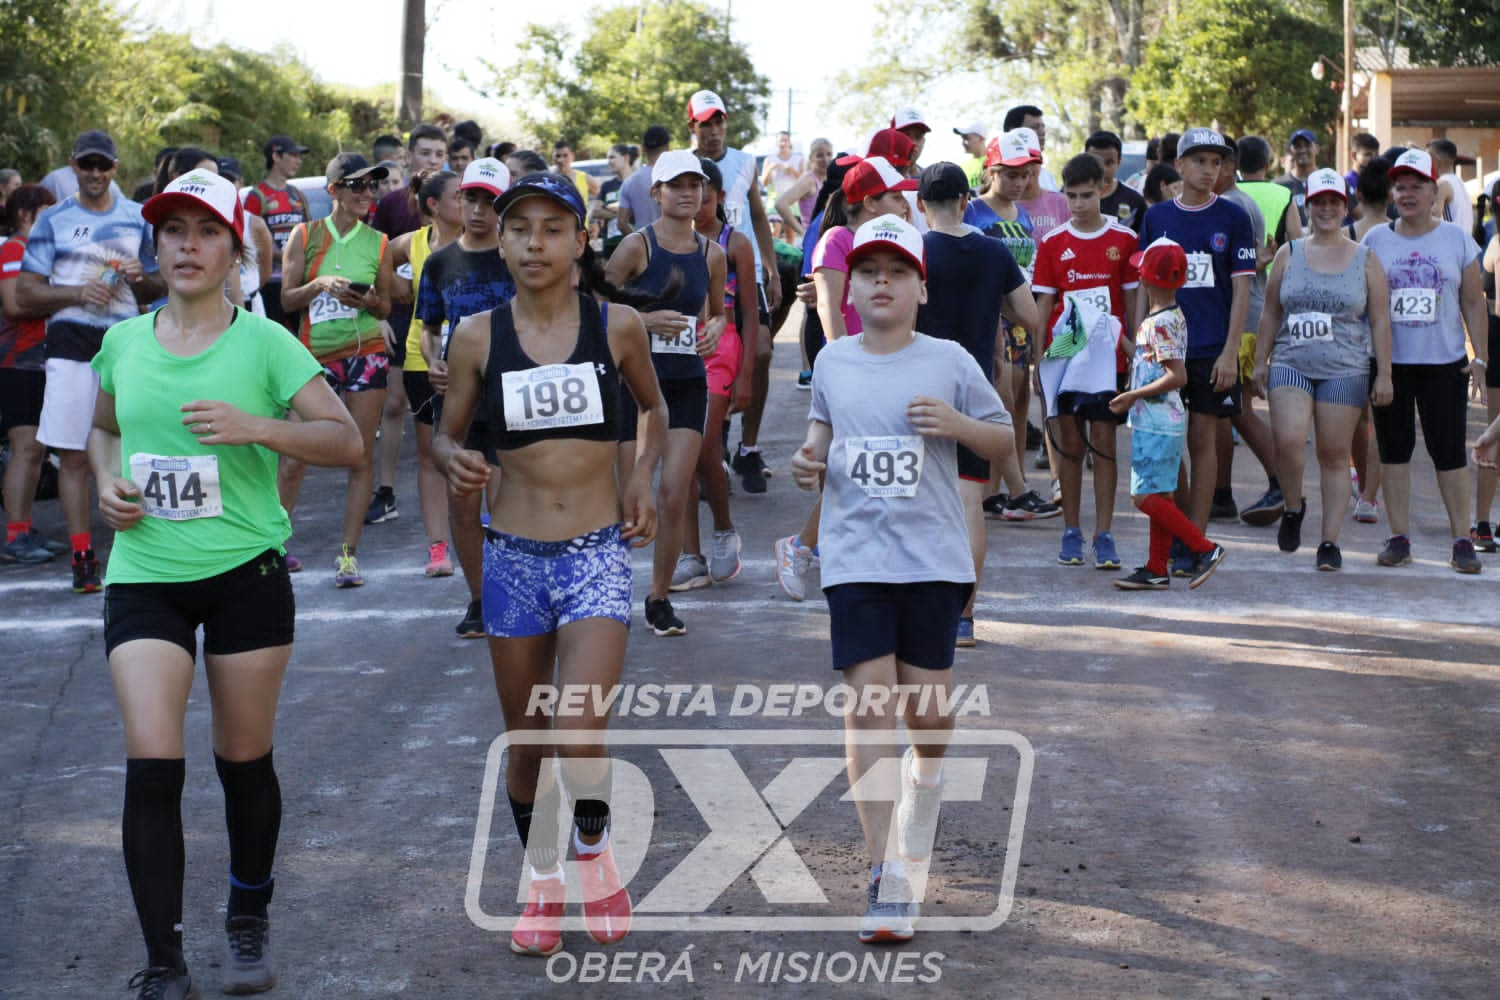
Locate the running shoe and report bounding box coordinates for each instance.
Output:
[1209,490,1239,521]
[1049,478,1062,504]
[283,553,302,573]
[859,871,917,944]
[774,535,813,602]
[1,532,54,565]
[1451,537,1483,575]
[1316,541,1342,571]
[424,540,454,577]
[456,598,485,638]
[1188,544,1226,589]
[223,915,274,995]
[1471,521,1496,553]
[1353,497,1380,523]
[71,549,102,594]
[1170,538,1196,578]
[126,966,200,1000]
[731,445,768,494]
[669,553,711,592]
[23,529,68,555]
[510,873,565,956]
[981,493,1009,517]
[1115,567,1169,590]
[896,746,943,861]
[1239,484,1286,526]
[333,545,363,588]
[1003,490,1062,521]
[645,596,686,636]
[363,486,398,524]
[1033,446,1051,470]
[709,528,742,581]
[955,617,975,648]
[577,839,633,945]
[1057,527,1085,566]
[1377,534,1412,567]
[796,370,813,390]
[1278,502,1306,553]
[1092,531,1121,570]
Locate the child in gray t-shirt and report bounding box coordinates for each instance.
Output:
[790,213,1012,946]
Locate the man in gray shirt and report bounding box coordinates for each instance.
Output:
[617,125,669,236]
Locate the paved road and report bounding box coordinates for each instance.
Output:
[3,311,1497,998]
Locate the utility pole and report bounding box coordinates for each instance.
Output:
[400,0,426,128]
[1340,0,1354,173]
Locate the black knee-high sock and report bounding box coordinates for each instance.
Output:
[568,763,613,840]
[215,751,281,919]
[509,782,560,870]
[123,758,186,971]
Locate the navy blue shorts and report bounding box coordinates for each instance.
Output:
[104,549,294,658]
[823,581,973,671]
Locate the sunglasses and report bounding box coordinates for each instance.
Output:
[76,157,115,173]
[336,179,378,192]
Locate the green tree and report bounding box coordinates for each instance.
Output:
[1128,0,1339,139]
[476,0,770,153]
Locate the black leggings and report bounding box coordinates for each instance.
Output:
[802,304,826,371]
[1372,360,1470,471]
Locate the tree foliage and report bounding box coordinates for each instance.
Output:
[1128,0,1340,140]
[1299,0,1500,69]
[477,0,770,154]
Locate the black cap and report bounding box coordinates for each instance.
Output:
[266,135,310,158]
[918,161,971,202]
[642,125,672,150]
[325,153,388,185]
[71,130,117,161]
[216,156,243,182]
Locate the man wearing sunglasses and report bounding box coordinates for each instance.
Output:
[17,129,161,594]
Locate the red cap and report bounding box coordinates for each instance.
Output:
[1129,237,1187,290]
[837,128,916,171]
[841,156,919,205]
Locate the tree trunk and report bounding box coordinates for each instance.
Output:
[399,0,425,128]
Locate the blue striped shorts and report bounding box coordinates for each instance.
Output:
[1268,366,1369,408]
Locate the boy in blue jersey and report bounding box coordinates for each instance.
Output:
[1137,128,1256,573]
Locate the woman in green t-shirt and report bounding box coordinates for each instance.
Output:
[87,171,361,1000]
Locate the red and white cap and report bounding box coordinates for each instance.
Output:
[841,156,919,205]
[688,90,728,122]
[1011,127,1043,159]
[846,213,926,278]
[984,130,1039,169]
[460,157,510,198]
[1388,148,1436,182]
[890,107,930,134]
[1305,167,1348,202]
[651,149,709,185]
[143,168,245,242]
[1129,236,1188,290]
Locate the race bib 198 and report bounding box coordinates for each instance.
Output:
[652,318,699,356]
[129,453,223,521]
[845,435,924,498]
[1390,287,1437,324]
[500,363,605,431]
[1184,252,1214,289]
[309,291,358,325]
[1286,311,1333,342]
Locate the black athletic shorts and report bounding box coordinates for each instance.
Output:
[824,581,972,671]
[618,376,708,442]
[0,368,45,433]
[404,369,438,426]
[1056,371,1129,426]
[756,283,771,329]
[1181,357,1243,418]
[957,445,989,483]
[1372,360,1470,471]
[104,549,294,658]
[1487,315,1500,390]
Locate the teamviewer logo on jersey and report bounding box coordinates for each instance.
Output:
[465,727,1034,933]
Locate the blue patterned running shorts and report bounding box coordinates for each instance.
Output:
[482,524,633,637]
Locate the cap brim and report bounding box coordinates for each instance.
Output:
[1178,144,1227,160]
[654,169,708,184]
[845,241,925,279]
[73,148,117,161]
[492,186,585,225]
[1387,165,1434,182]
[334,164,389,183]
[1128,250,1147,270]
[460,181,505,197]
[141,191,241,238]
[689,109,727,123]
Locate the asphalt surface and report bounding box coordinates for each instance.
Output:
[2,308,1497,998]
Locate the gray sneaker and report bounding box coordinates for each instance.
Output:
[668,553,711,592]
[127,966,200,1000]
[859,871,917,943]
[709,529,742,582]
[223,915,275,994]
[896,746,943,862]
[1,532,54,565]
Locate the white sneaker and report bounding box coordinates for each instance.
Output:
[774,535,813,602]
[668,553,711,592]
[896,746,943,862]
[709,529,742,582]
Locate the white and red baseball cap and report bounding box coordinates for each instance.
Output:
[1388,148,1437,182]
[143,169,245,242]
[841,156,919,205]
[984,131,1039,169]
[846,213,926,278]
[460,157,510,198]
[890,107,930,134]
[688,90,728,122]
[1011,127,1043,159]
[1305,167,1348,202]
[651,149,709,185]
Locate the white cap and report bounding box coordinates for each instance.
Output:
[688,90,728,122]
[890,107,930,133]
[142,169,245,241]
[460,157,510,197]
[953,120,987,138]
[651,149,709,185]
[846,213,926,278]
[1389,148,1437,182]
[1305,167,1348,202]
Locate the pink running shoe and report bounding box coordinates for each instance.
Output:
[510,873,565,956]
[424,540,454,577]
[577,840,632,945]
